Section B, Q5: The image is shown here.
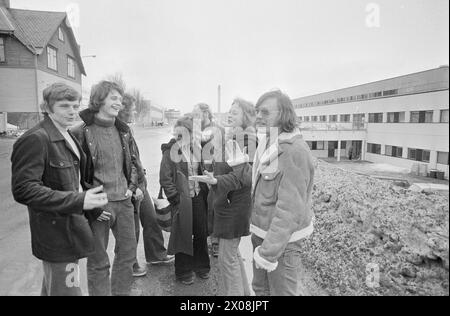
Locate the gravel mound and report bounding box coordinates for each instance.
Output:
[299,160,449,296]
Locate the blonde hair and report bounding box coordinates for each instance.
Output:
[232,98,256,130]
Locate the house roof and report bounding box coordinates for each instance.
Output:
[0,7,15,33]
[0,8,86,75]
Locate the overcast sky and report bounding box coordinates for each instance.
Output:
[12,0,449,113]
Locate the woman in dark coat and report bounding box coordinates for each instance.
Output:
[195,98,257,296]
[159,115,210,285]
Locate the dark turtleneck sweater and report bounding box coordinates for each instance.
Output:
[90,116,128,202]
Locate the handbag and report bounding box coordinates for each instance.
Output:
[67,213,95,257]
[153,187,174,233]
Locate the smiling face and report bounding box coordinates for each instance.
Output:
[98,89,123,119]
[228,103,244,128]
[48,99,80,129]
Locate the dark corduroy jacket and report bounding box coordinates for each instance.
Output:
[11,115,101,262]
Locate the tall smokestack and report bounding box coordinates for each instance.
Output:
[0,0,10,8]
[218,85,221,114]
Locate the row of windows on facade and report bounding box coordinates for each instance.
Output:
[367,143,449,165]
[298,109,449,124]
[295,89,399,109]
[306,140,448,165]
[0,28,75,79]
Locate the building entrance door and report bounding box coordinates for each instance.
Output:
[328,141,338,158]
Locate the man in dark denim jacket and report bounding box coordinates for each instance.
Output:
[11,83,108,296]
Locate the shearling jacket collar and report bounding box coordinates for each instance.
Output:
[41,115,65,143]
[79,109,130,133]
[252,129,302,190]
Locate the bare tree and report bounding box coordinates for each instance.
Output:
[105,72,127,92]
[131,88,150,121]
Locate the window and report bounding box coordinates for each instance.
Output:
[353,114,365,121]
[58,27,64,42]
[369,113,383,123]
[357,94,368,100]
[367,143,381,155]
[317,141,324,150]
[369,91,382,98]
[408,148,430,162]
[383,89,398,96]
[47,46,58,71]
[298,116,303,122]
[304,116,310,122]
[319,115,327,122]
[308,141,324,150]
[311,116,318,122]
[67,56,75,78]
[329,115,338,122]
[340,114,351,122]
[0,37,5,62]
[340,141,347,150]
[385,145,403,158]
[437,152,449,165]
[440,110,449,123]
[387,112,405,123]
[410,111,433,123]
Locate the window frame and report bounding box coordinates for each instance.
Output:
[0,37,5,63]
[316,141,325,150]
[408,148,430,162]
[47,45,58,71]
[385,145,403,158]
[440,109,449,123]
[369,113,383,123]
[437,152,449,165]
[58,27,65,42]
[329,115,338,122]
[67,55,76,79]
[340,114,351,123]
[410,111,434,123]
[367,143,381,155]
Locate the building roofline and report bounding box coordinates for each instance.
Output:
[293,66,449,101]
[6,7,66,14]
[0,7,14,31]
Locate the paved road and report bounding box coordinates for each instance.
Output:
[0,126,256,296]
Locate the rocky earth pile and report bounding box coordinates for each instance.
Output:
[300,160,449,296]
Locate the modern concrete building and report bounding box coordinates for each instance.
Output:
[164,109,182,125]
[0,0,85,128]
[138,101,164,126]
[293,66,449,179]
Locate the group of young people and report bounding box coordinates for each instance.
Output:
[11,80,315,296]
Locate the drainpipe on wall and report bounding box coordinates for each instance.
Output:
[33,52,41,123]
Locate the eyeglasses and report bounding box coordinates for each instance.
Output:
[256,108,279,117]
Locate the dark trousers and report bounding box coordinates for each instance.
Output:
[134,189,168,262]
[175,193,210,279]
[87,199,136,296]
